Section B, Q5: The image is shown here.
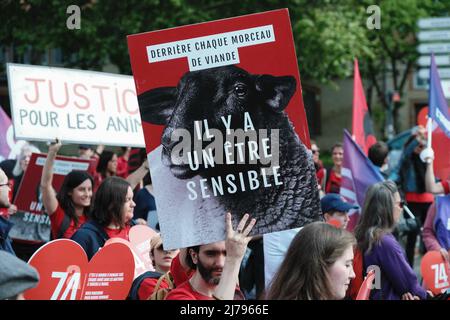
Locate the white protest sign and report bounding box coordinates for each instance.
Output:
[147,25,275,71]
[6,63,145,147]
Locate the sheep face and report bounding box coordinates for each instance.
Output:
[138,65,296,179]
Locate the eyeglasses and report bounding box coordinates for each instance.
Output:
[0,182,11,188]
[312,149,320,154]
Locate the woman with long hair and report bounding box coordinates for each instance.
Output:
[266,222,356,300]
[93,149,149,193]
[41,140,93,239]
[389,126,433,266]
[354,180,427,300]
[93,150,118,190]
[71,176,136,259]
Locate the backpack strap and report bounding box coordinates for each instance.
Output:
[56,213,71,239]
[149,271,174,300]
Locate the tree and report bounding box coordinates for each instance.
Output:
[0,0,372,78]
[1,0,448,136]
[358,0,450,136]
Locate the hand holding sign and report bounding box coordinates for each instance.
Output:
[47,138,62,155]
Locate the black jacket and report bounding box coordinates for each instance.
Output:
[71,220,109,260]
[71,220,136,260]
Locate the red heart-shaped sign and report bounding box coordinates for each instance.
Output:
[421,250,450,295]
[129,225,157,272]
[105,225,157,279]
[25,239,134,300]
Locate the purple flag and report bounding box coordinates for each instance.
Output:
[0,106,14,161]
[341,129,384,230]
[435,195,450,251]
[429,54,450,138]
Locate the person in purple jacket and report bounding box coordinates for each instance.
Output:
[354,181,427,300]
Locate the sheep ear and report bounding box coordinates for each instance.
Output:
[255,75,296,112]
[138,87,176,125]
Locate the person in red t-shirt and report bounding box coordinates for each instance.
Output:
[93,150,118,192]
[93,148,150,194]
[71,176,136,259]
[117,147,131,179]
[165,212,256,300]
[137,233,179,300]
[41,139,93,239]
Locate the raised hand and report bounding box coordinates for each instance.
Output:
[225,212,256,261]
[48,138,62,155]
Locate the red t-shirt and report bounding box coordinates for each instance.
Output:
[50,204,87,239]
[138,276,170,300]
[316,167,325,186]
[326,169,341,194]
[165,278,245,300]
[170,254,194,287]
[93,172,103,193]
[164,280,213,300]
[104,224,131,240]
[117,156,129,178]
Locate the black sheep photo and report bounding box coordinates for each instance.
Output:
[138,65,321,248]
[128,9,322,249]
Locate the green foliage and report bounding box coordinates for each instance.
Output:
[1,0,448,93]
[0,0,375,79]
[294,4,371,83]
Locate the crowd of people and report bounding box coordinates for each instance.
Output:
[0,123,449,301]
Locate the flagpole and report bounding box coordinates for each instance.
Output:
[426,116,433,148]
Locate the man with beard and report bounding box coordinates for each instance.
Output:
[0,168,15,254]
[165,213,255,300]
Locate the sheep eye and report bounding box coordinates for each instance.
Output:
[234,84,247,97]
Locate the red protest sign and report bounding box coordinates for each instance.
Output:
[417,106,450,181]
[25,239,134,300]
[105,225,157,279]
[14,152,91,214]
[127,8,321,250]
[421,250,450,295]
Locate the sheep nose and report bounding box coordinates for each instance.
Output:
[161,127,175,148]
